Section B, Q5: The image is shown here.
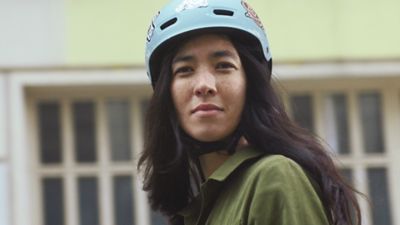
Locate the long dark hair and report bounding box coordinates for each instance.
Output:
[138,35,361,225]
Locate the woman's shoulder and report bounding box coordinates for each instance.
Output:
[239,152,330,225]
[243,153,313,189]
[250,154,304,175]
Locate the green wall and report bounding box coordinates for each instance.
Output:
[66,0,400,65]
[66,0,166,66]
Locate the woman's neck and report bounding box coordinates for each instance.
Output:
[198,151,230,177]
[198,137,249,177]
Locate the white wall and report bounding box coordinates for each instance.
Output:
[0,164,10,225]
[0,74,6,159]
[0,0,64,67]
[0,74,10,225]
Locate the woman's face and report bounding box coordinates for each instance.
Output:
[171,34,246,142]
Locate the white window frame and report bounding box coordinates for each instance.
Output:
[281,73,400,225]
[9,68,153,225]
[7,62,400,225]
[29,94,151,225]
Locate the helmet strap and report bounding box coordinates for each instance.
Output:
[179,124,243,157]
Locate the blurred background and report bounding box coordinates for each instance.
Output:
[0,0,399,225]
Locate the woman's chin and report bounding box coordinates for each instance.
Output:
[187,129,230,142]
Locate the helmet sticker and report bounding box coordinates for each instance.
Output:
[176,0,208,13]
[241,0,264,31]
[146,11,160,42]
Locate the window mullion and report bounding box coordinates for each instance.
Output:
[381,89,400,156]
[97,98,114,225]
[382,88,400,225]
[348,91,363,159]
[322,92,336,153]
[63,99,79,225]
[30,99,42,225]
[35,174,44,225]
[348,91,372,225]
[313,91,325,140]
[354,165,372,225]
[282,91,292,119]
[132,97,141,170]
[132,97,151,225]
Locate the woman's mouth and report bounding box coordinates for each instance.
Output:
[191,103,223,116]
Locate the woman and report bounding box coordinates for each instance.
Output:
[139,0,361,224]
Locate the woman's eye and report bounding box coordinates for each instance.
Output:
[216,62,235,70]
[174,66,193,76]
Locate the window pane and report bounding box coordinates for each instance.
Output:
[290,94,314,132]
[340,169,357,223]
[367,168,393,225]
[324,94,350,154]
[107,100,132,161]
[141,99,149,118]
[42,178,64,225]
[73,101,97,162]
[78,177,99,225]
[38,102,62,163]
[358,93,385,153]
[151,210,168,225]
[113,176,134,225]
[141,99,149,133]
[340,168,353,185]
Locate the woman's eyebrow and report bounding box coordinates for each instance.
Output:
[211,50,237,59]
[172,50,237,64]
[172,55,194,64]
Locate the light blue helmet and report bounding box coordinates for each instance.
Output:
[145,0,272,86]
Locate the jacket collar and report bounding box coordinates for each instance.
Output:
[208,147,263,182]
[178,147,264,217]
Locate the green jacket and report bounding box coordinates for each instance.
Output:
[179,148,329,225]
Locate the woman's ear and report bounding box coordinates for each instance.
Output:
[237,136,249,149]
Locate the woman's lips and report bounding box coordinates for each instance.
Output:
[191,103,223,116]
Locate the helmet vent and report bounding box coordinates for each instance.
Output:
[213,9,234,16]
[160,18,177,30]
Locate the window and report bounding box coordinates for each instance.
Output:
[324,93,350,154]
[289,94,314,132]
[38,102,62,164]
[42,177,64,225]
[328,91,392,224]
[107,100,132,161]
[78,177,100,225]
[287,89,395,225]
[113,176,135,225]
[358,92,385,153]
[367,168,393,225]
[73,101,97,162]
[34,97,167,225]
[340,168,353,185]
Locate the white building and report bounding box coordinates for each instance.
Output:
[1,0,400,225]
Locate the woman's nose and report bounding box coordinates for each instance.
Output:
[194,70,217,97]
